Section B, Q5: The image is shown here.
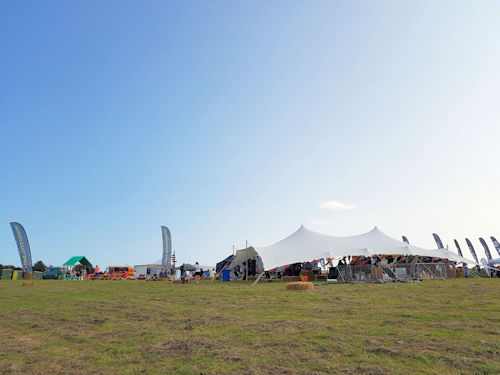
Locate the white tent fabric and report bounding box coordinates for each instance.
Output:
[254,226,476,270]
[487,257,500,264]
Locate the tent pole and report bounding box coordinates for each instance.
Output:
[252,272,265,285]
[420,263,438,279]
[329,258,345,282]
[337,261,346,283]
[245,258,249,282]
[469,269,480,278]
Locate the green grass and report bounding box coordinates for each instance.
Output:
[0,279,499,374]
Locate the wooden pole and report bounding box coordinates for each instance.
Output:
[245,257,249,282]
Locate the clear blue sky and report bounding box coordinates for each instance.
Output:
[1,1,499,267]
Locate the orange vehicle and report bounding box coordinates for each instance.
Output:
[106,265,134,280]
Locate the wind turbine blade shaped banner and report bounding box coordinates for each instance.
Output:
[465,238,479,263]
[402,236,409,244]
[161,226,172,268]
[490,236,500,257]
[454,239,463,257]
[432,233,444,249]
[9,222,33,273]
[479,238,493,260]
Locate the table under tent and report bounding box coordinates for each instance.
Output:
[245,226,479,282]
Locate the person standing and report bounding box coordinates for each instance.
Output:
[194,262,201,284]
[180,265,186,284]
[94,265,100,280]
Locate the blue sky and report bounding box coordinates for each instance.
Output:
[1,1,499,267]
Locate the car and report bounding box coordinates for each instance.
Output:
[42,267,64,280]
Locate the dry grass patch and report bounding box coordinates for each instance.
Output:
[0,279,499,374]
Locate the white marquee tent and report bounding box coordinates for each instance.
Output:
[254,226,476,271]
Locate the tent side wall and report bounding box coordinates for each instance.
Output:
[134,265,147,279]
[224,247,263,279]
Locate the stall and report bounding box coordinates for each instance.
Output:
[63,256,94,279]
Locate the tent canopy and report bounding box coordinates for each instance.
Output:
[231,248,260,269]
[63,256,93,268]
[177,263,196,271]
[215,248,264,279]
[254,226,476,270]
[216,255,233,273]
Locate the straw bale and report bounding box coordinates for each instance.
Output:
[286,282,314,291]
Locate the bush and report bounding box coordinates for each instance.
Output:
[33,261,47,272]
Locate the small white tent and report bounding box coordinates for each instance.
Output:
[254,226,476,271]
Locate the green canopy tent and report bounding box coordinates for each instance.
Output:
[176,263,195,271]
[63,256,93,270]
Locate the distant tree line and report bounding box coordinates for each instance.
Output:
[0,261,47,272]
[0,264,22,270]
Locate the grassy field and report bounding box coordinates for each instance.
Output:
[0,279,499,375]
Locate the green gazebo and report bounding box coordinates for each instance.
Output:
[63,256,93,269]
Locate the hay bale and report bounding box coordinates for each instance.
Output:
[286,282,314,291]
[22,282,34,287]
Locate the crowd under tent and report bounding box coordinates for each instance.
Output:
[239,226,482,281]
[253,226,476,271]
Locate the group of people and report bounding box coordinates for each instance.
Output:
[179,262,201,284]
[83,265,129,280]
[345,255,454,266]
[65,265,97,280]
[179,262,216,283]
[66,262,221,283]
